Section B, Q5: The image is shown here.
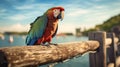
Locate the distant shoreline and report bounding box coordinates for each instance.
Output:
[1,32,74,36]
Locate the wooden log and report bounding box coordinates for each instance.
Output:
[89,31,107,67]
[0,41,99,67]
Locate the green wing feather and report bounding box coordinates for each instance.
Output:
[26,14,48,45]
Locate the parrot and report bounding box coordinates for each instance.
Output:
[26,7,64,45]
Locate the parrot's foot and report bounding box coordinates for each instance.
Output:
[48,42,58,46]
[40,43,45,45]
[41,43,51,47]
[45,44,51,47]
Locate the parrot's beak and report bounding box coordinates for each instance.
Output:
[57,11,64,21]
[61,11,64,21]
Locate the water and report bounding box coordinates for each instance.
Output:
[0,35,89,67]
[0,35,26,47]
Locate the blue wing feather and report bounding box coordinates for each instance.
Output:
[26,15,48,45]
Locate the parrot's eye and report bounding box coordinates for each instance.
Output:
[53,9,60,18]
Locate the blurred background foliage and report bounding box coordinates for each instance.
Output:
[82,14,120,36]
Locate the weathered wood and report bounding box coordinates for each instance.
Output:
[108,63,114,67]
[107,33,117,67]
[88,32,96,67]
[89,31,107,67]
[0,41,99,67]
[116,56,120,67]
[117,43,120,56]
[106,38,112,46]
[108,56,120,67]
[105,38,119,46]
[0,50,8,67]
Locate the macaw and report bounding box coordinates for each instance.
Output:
[26,7,64,45]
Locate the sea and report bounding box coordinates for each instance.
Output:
[0,35,89,67]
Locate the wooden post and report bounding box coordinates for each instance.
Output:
[89,31,107,67]
[107,33,117,67]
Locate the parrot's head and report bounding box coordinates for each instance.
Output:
[47,7,65,21]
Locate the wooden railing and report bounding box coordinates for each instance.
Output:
[89,31,120,67]
[0,31,120,67]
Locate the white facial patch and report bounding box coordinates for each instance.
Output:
[53,9,60,18]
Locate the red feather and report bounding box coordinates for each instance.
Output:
[35,7,64,45]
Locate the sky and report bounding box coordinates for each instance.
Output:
[0,0,120,34]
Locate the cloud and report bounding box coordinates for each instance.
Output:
[14,3,54,10]
[66,8,89,17]
[0,9,6,13]
[0,0,120,33]
[9,3,55,22]
[0,23,30,32]
[57,22,94,34]
[15,5,34,10]
[61,3,120,33]
[0,8,7,16]
[93,0,101,2]
[58,23,76,34]
[8,14,28,21]
[94,5,106,9]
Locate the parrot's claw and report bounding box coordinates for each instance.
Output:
[46,45,51,47]
[40,43,44,45]
[48,43,58,46]
[41,43,51,47]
